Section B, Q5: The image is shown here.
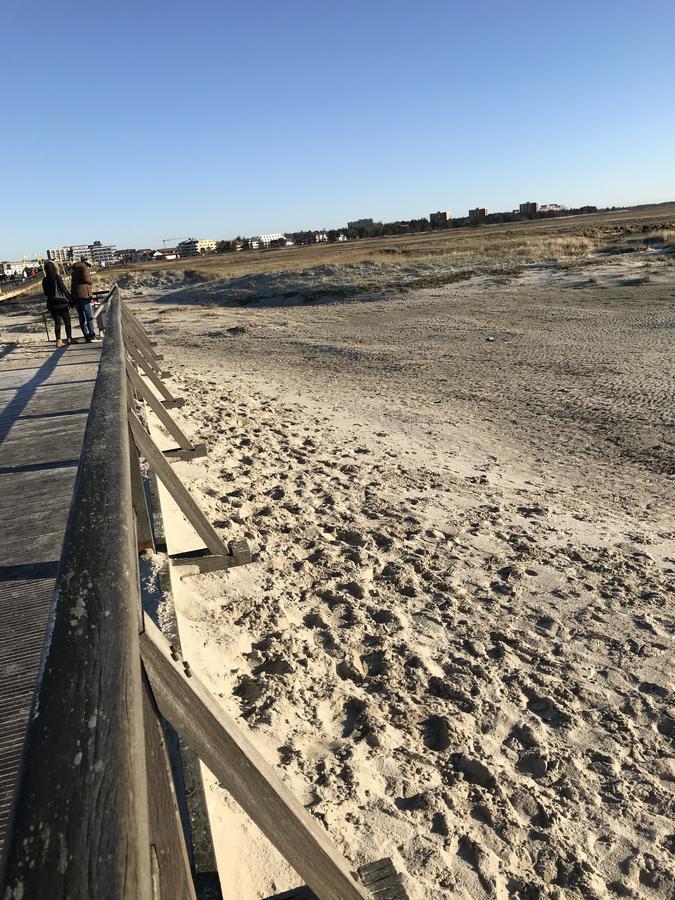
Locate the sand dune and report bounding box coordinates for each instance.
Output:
[134,258,674,898]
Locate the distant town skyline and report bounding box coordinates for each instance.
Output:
[4,195,675,265]
[2,0,674,260]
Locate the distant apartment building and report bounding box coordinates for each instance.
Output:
[469,207,489,224]
[539,203,566,213]
[519,201,539,216]
[250,233,286,248]
[90,241,116,266]
[348,218,374,229]
[177,238,216,256]
[336,234,348,242]
[70,244,92,262]
[313,232,328,243]
[430,211,452,226]
[48,241,116,266]
[47,247,71,266]
[152,248,179,261]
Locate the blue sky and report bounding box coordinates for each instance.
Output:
[2,0,674,259]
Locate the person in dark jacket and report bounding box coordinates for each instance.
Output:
[42,260,73,347]
[70,256,97,342]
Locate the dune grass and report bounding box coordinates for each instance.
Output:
[98,205,675,304]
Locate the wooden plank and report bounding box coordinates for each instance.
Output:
[140,616,370,900]
[143,671,197,900]
[129,347,180,404]
[121,307,164,362]
[122,321,164,373]
[170,537,252,573]
[163,445,208,462]
[1,286,152,899]
[356,859,409,899]
[129,430,155,553]
[121,301,154,341]
[124,326,165,376]
[121,308,162,359]
[126,358,194,452]
[143,519,223,898]
[129,410,229,559]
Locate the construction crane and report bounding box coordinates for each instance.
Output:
[162,238,187,247]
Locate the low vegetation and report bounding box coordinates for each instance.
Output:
[98,205,675,305]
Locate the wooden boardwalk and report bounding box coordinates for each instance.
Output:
[0,340,100,855]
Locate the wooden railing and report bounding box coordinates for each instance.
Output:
[0,274,42,296]
[0,285,152,896]
[0,287,408,900]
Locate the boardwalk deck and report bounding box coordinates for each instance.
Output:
[0,341,100,856]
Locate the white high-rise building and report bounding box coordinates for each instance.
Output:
[47,241,116,267]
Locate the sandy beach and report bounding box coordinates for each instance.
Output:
[121,250,675,899]
[1,239,672,897]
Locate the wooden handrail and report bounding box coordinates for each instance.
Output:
[0,287,152,898]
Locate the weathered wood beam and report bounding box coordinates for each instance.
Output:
[120,301,156,342]
[129,428,155,553]
[143,671,197,900]
[121,305,164,361]
[128,410,230,559]
[131,353,182,405]
[126,358,197,455]
[140,616,370,900]
[124,326,166,377]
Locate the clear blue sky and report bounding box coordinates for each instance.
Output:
[2,0,674,259]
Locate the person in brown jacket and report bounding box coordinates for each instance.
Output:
[70,256,98,342]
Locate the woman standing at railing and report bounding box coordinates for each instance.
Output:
[71,256,98,342]
[42,260,73,347]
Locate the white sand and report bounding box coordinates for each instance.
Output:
[134,259,674,899]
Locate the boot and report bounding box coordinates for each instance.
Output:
[55,339,64,348]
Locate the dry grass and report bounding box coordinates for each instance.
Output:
[96,204,675,303]
[643,229,675,245]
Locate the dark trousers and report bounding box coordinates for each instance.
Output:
[49,305,72,341]
[76,300,95,339]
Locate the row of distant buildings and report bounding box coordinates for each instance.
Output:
[45,237,223,267]
[36,203,572,272]
[116,232,345,263]
[429,202,566,226]
[47,241,117,267]
[0,259,42,280]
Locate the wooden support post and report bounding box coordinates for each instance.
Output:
[124,326,167,377]
[121,306,164,360]
[92,285,115,333]
[121,300,158,344]
[140,616,370,900]
[143,671,198,900]
[129,410,230,559]
[128,348,183,406]
[126,359,206,459]
[129,428,155,553]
